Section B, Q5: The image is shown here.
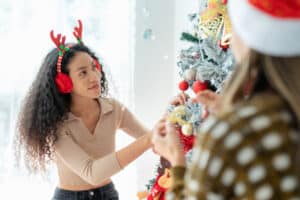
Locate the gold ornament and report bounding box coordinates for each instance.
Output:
[158,168,172,189]
[181,123,193,136]
[199,0,231,41]
[168,105,188,125]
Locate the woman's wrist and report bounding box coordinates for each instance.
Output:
[170,151,186,167]
[144,131,153,149]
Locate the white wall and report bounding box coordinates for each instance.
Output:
[174,0,200,92]
[134,0,175,190]
[133,0,199,192]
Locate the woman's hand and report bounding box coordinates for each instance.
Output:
[151,118,185,167]
[169,92,189,106]
[194,90,220,115]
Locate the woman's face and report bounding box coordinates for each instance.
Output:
[230,30,250,64]
[67,52,101,99]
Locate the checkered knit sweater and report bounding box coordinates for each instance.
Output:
[168,93,300,200]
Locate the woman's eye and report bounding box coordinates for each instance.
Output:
[79,70,87,77]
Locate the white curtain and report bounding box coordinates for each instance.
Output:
[0,0,136,199]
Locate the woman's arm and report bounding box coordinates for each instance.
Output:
[55,129,152,186]
[116,93,189,139]
[115,131,152,167]
[115,99,150,139]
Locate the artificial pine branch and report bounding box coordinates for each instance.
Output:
[146,178,156,191]
[180,32,199,43]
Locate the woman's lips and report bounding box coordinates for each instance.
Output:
[89,84,100,90]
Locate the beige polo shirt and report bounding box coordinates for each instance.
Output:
[54,97,149,187]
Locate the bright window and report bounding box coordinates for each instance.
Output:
[0,0,136,199]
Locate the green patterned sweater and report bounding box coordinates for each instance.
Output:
[168,93,300,200]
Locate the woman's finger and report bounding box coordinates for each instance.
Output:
[194,90,218,106]
[170,92,190,106]
[178,92,189,104]
[165,121,179,135]
[153,118,167,136]
[202,105,209,119]
[180,92,189,101]
[151,131,166,155]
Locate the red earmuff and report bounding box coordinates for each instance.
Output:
[50,31,73,94]
[94,58,102,72]
[55,73,73,94]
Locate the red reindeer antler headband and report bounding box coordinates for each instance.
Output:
[73,19,83,44]
[50,31,68,73]
[50,19,101,94]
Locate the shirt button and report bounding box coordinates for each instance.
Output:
[89,191,94,196]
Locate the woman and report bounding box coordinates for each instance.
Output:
[152,0,300,199]
[15,20,152,200]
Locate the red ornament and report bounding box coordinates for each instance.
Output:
[218,40,229,51]
[192,80,208,94]
[222,0,227,4]
[178,128,195,153]
[178,80,189,91]
[55,73,73,94]
[147,174,168,200]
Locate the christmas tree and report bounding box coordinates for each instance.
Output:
[140,1,234,200]
[178,0,233,94]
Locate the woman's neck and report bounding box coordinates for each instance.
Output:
[70,95,100,118]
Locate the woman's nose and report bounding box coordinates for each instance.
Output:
[89,71,99,82]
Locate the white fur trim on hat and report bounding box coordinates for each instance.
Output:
[228,0,300,56]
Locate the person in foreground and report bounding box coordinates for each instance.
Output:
[152,0,300,199]
[14,20,153,200]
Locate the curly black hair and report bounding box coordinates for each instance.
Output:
[15,44,108,173]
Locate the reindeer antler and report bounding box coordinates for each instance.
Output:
[73,19,83,43]
[50,30,66,51]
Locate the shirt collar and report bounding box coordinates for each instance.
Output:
[65,97,113,122]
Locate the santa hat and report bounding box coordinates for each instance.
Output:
[228,0,300,56]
